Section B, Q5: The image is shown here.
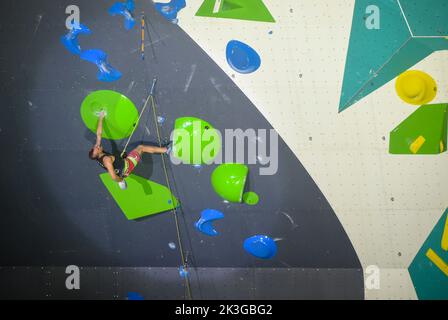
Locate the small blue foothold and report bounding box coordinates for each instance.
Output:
[157,116,165,124]
[195,209,224,236]
[127,292,144,300]
[80,49,122,82]
[179,266,189,278]
[268,30,273,35]
[154,0,186,23]
[125,0,135,12]
[60,23,92,55]
[226,40,261,74]
[243,235,277,259]
[109,0,136,30]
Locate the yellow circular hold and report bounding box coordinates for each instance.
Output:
[395,70,437,105]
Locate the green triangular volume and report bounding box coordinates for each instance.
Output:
[195,0,275,23]
[389,103,448,155]
[100,173,179,220]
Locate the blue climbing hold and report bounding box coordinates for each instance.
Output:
[109,0,136,30]
[157,116,166,124]
[179,266,189,278]
[243,235,277,259]
[154,0,186,24]
[60,23,91,55]
[127,292,144,300]
[226,40,261,74]
[195,209,224,236]
[125,0,135,11]
[80,49,122,82]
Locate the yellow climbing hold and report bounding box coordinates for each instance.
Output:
[440,141,445,153]
[426,248,448,276]
[395,70,437,105]
[442,215,448,251]
[409,135,426,154]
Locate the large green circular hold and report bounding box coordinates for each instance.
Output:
[80,90,139,140]
[172,117,221,165]
[211,163,248,203]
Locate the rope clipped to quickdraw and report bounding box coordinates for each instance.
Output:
[149,84,193,300]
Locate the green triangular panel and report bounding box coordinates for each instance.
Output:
[100,173,179,220]
[339,0,448,112]
[409,209,448,299]
[389,103,448,154]
[195,0,275,23]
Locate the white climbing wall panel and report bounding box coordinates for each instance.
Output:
[177,0,448,299]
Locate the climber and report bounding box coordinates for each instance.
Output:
[88,111,170,189]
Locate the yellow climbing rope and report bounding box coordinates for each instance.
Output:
[149,85,193,300]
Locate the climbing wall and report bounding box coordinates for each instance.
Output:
[176,0,448,299]
[0,0,362,300]
[0,0,447,300]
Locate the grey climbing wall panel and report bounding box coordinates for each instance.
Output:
[0,0,363,299]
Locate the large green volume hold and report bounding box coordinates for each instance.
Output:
[211,163,248,203]
[100,173,179,220]
[389,103,448,154]
[172,117,221,165]
[80,90,139,140]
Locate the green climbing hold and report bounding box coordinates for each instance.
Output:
[408,208,448,299]
[243,192,259,205]
[80,90,139,140]
[172,117,221,165]
[211,163,248,203]
[389,103,448,154]
[100,173,179,220]
[195,0,275,23]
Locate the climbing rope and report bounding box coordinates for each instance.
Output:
[142,13,157,61]
[149,90,193,300]
[120,78,157,158]
[138,15,192,298]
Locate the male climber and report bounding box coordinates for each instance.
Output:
[88,111,169,189]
